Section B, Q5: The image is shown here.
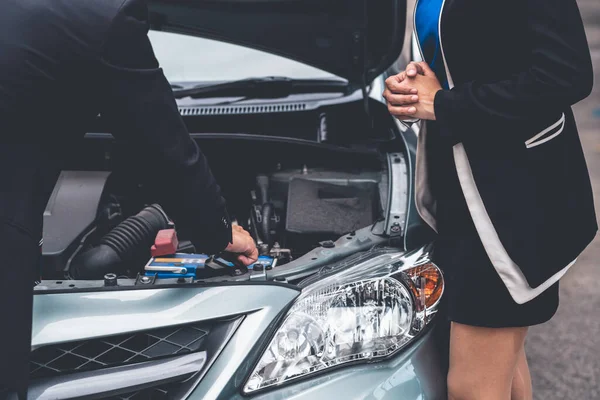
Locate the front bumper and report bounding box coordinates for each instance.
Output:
[31,246,448,400]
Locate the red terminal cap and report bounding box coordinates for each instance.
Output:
[151,229,179,257]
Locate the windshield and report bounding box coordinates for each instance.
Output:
[148,31,345,84]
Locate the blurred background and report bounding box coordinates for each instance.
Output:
[525,1,600,399]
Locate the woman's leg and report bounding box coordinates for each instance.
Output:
[447,322,528,400]
[510,346,533,400]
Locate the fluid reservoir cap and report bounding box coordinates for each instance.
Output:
[104,273,118,287]
[253,263,265,272]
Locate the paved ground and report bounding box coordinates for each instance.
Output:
[526,1,600,399]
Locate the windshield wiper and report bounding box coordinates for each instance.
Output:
[172,76,349,99]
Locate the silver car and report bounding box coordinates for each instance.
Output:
[31,0,449,399]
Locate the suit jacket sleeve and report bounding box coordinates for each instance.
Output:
[97,0,232,254]
[434,0,593,143]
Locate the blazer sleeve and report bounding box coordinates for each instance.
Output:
[97,0,232,254]
[434,0,593,143]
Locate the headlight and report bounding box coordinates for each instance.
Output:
[244,246,443,393]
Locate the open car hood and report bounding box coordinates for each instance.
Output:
[147,0,407,87]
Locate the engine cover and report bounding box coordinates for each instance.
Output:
[42,171,110,278]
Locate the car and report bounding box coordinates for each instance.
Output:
[30,0,450,399]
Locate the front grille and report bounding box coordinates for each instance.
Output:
[178,102,308,116]
[30,323,210,379]
[107,381,181,400]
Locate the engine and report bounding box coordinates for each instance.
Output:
[41,166,383,280]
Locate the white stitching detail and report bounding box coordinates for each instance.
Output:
[525,113,565,148]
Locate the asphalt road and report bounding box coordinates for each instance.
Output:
[525,1,600,399]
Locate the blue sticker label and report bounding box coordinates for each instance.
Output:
[248,256,275,269]
[145,253,209,278]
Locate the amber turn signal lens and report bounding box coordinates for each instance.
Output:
[405,263,444,308]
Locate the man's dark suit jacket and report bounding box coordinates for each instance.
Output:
[0,0,232,394]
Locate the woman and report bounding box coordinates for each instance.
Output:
[383,0,596,399]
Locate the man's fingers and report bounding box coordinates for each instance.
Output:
[417,61,435,76]
[387,105,417,117]
[420,61,435,75]
[383,82,418,96]
[231,224,246,235]
[385,72,417,92]
[384,72,418,94]
[237,255,252,266]
[232,225,251,237]
[237,248,259,266]
[386,85,418,95]
[384,92,419,106]
[406,62,425,77]
[406,61,435,77]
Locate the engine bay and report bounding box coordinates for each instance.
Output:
[41,151,388,283]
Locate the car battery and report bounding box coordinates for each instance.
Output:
[198,255,275,277]
[145,254,275,279]
[144,254,209,279]
[248,255,276,270]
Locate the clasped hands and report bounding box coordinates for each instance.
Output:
[383,61,443,121]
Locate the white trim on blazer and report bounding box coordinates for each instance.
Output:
[452,143,577,304]
[525,113,566,149]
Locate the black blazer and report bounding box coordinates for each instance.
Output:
[1,1,234,393]
[415,0,597,303]
[0,0,232,255]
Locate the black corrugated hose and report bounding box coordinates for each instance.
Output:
[70,204,171,279]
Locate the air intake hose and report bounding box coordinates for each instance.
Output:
[70,204,171,279]
[261,202,274,246]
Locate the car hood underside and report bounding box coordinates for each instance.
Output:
[147,0,406,86]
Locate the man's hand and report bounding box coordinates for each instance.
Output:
[225,224,259,266]
[405,61,427,78]
[383,62,442,121]
[383,71,419,121]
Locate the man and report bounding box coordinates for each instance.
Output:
[0,0,258,397]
